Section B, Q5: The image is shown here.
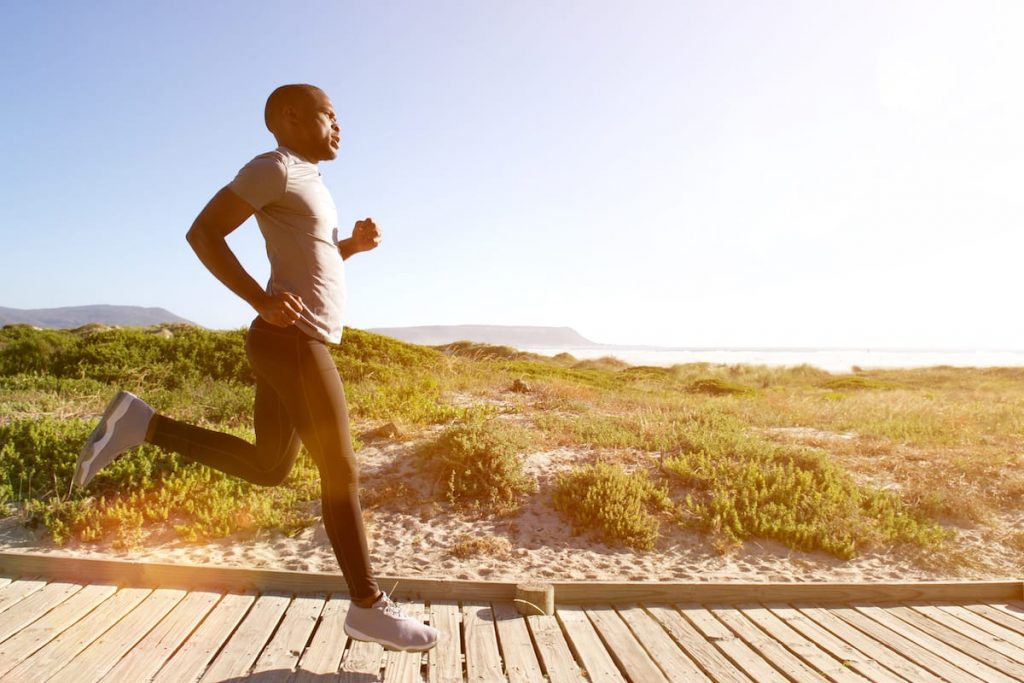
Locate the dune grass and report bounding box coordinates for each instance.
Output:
[416,414,538,515]
[1,324,1021,570]
[553,462,671,550]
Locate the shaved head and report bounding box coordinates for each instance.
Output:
[264,84,324,135]
[262,83,339,162]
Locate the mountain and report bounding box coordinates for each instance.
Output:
[366,325,600,348]
[0,305,195,328]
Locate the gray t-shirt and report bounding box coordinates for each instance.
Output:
[228,146,346,343]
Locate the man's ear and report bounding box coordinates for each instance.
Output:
[282,105,299,127]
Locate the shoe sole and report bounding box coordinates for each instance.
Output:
[343,624,438,652]
[74,391,134,488]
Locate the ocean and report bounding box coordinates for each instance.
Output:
[520,347,1024,374]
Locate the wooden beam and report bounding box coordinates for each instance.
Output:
[0,552,1020,604]
[552,580,1024,605]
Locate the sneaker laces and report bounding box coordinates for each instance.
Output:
[378,592,409,620]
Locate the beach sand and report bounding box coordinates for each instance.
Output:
[2,446,1015,585]
[1,394,1021,584]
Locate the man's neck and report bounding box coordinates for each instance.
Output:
[276,141,318,165]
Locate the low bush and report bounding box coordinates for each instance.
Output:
[687,378,755,396]
[2,416,321,548]
[822,375,893,391]
[662,425,948,558]
[417,416,537,514]
[553,462,671,550]
[450,533,512,559]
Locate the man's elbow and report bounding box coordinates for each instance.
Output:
[185,224,207,254]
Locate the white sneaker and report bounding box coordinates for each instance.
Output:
[73,391,155,488]
[344,592,439,651]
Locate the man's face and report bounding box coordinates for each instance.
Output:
[295,90,340,162]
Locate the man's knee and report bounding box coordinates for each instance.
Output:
[254,468,291,487]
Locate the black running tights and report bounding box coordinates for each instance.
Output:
[148,316,380,605]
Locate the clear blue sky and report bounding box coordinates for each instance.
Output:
[1,1,1021,348]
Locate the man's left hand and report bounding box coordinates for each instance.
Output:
[351,217,381,253]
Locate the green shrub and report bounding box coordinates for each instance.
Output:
[662,426,948,559]
[0,327,75,375]
[435,341,539,362]
[0,417,93,500]
[553,462,671,550]
[687,377,755,396]
[571,356,630,371]
[348,376,467,425]
[417,416,537,514]
[1,415,322,548]
[0,325,253,387]
[822,375,893,391]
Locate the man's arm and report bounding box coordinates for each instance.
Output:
[186,187,303,326]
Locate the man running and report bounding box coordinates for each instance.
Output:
[73,83,439,653]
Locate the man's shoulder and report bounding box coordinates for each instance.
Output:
[243,149,289,169]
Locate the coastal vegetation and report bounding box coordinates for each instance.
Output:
[1,323,1022,571]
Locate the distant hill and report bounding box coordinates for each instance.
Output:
[0,305,195,328]
[367,325,600,348]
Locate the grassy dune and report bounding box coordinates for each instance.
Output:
[0,323,1021,570]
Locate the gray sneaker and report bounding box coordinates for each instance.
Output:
[73,391,155,489]
[343,592,439,651]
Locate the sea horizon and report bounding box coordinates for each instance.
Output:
[521,346,1024,374]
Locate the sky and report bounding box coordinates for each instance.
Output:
[1,0,1021,349]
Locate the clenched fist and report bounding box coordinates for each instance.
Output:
[351,217,382,253]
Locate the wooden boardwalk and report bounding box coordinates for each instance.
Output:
[0,553,1021,681]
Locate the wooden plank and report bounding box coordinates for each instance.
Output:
[987,601,1024,626]
[828,603,990,683]
[613,605,706,682]
[677,604,788,683]
[883,604,1024,680]
[709,604,831,682]
[855,604,1019,682]
[645,605,754,683]
[585,606,671,679]
[384,600,428,683]
[4,586,151,683]
[150,591,256,683]
[428,600,463,683]
[340,632,385,682]
[964,603,1024,638]
[732,603,869,682]
[924,604,1024,656]
[492,602,544,683]
[1005,601,1024,615]
[763,603,904,683]
[463,602,504,682]
[797,604,944,683]
[0,580,83,642]
[0,577,12,590]
[0,577,48,615]
[48,586,186,683]
[252,592,326,680]
[525,613,580,683]
[3,551,1023,604]
[557,606,625,683]
[294,595,351,682]
[0,583,117,678]
[98,590,222,683]
[200,590,293,681]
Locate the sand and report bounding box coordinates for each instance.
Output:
[1,393,1021,584]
